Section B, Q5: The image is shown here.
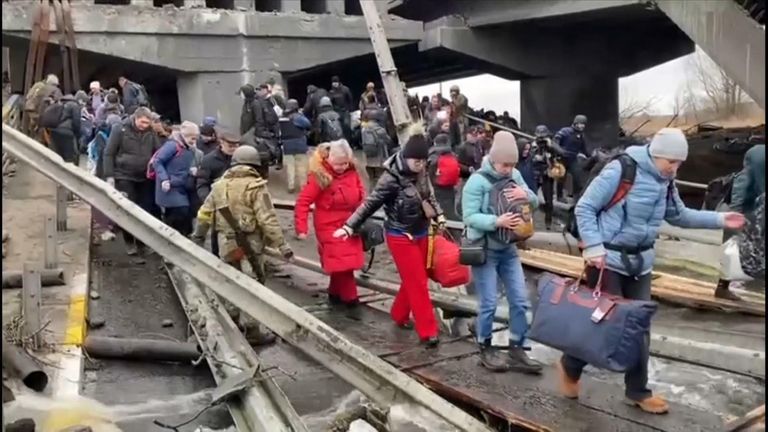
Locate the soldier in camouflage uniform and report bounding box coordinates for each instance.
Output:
[192,145,294,345]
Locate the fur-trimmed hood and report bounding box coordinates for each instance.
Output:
[308,145,358,189]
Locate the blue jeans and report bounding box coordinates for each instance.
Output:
[472,247,531,346]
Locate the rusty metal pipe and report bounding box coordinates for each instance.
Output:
[83,336,201,364]
[1,340,48,392]
[2,268,64,289]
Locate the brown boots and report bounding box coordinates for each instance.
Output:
[556,359,669,414]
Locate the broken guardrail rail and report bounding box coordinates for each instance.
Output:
[1,123,493,432]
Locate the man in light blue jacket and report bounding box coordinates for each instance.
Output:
[462,131,542,375]
[560,128,746,414]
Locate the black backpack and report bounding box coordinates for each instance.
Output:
[322,114,343,141]
[704,171,738,210]
[39,102,66,129]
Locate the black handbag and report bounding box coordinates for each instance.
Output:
[359,221,384,252]
[458,230,487,266]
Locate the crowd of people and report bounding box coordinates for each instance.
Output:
[18,72,764,417]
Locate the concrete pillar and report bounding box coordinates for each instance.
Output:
[326,0,344,14]
[177,70,282,132]
[521,75,619,152]
[130,0,154,6]
[280,0,301,13]
[7,46,25,93]
[186,0,206,7]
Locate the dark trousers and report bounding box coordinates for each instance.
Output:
[538,175,555,227]
[49,130,78,164]
[115,179,159,247]
[211,229,219,257]
[163,206,193,236]
[557,160,582,199]
[434,185,458,222]
[561,267,653,401]
[365,166,385,191]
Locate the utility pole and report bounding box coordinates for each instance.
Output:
[359,0,414,145]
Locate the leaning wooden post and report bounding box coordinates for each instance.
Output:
[22,263,42,350]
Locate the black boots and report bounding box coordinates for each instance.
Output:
[479,340,510,372]
[507,346,543,375]
[479,340,543,375]
[714,279,743,301]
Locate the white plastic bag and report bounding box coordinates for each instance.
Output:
[720,237,753,282]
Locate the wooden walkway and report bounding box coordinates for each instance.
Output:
[519,249,765,316]
[259,262,729,432]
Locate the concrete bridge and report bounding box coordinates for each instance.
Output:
[2,0,764,144]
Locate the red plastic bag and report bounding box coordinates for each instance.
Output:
[429,235,471,288]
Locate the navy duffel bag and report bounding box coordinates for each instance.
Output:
[528,271,658,373]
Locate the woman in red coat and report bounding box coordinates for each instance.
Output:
[295,139,366,307]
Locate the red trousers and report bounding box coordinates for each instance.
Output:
[329,271,358,303]
[386,234,438,340]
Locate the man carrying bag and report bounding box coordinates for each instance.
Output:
[531,128,745,415]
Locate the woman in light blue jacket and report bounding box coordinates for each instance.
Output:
[560,128,746,415]
[462,131,542,375]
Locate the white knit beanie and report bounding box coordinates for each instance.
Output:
[179,121,200,141]
[488,131,519,164]
[648,128,688,161]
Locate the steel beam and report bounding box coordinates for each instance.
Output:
[165,263,308,432]
[1,124,492,432]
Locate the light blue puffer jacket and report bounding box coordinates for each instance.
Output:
[576,145,724,276]
[462,156,539,250]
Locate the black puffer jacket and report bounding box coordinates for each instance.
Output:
[346,153,442,235]
[196,147,231,202]
[103,116,162,181]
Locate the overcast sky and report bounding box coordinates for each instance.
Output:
[412,51,692,122]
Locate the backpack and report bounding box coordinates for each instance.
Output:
[24,81,46,111]
[361,127,379,158]
[704,171,738,210]
[477,172,534,243]
[134,83,150,108]
[146,141,185,180]
[434,153,460,187]
[322,114,343,141]
[565,153,675,241]
[39,103,66,129]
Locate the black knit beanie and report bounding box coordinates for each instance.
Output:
[402,134,430,160]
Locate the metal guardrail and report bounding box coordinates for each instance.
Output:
[1,123,492,432]
[462,113,709,191]
[165,263,309,432]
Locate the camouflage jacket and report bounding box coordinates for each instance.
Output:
[197,165,290,257]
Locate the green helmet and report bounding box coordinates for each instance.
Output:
[231,146,261,167]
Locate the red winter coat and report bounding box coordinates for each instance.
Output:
[295,160,365,273]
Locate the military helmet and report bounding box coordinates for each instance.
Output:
[285,98,300,113]
[231,146,261,167]
[449,84,460,92]
[573,114,588,125]
[534,125,550,138]
[319,96,332,108]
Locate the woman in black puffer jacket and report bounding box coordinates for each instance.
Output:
[333,131,445,346]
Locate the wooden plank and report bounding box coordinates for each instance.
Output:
[263,276,726,432]
[519,249,765,316]
[33,0,50,85]
[23,1,42,93]
[725,405,766,431]
[61,0,80,91]
[51,0,71,95]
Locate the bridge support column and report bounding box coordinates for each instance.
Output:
[177,70,283,131]
[280,0,301,13]
[233,0,252,10]
[521,75,619,151]
[327,0,345,15]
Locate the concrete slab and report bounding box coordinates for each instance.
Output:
[2,160,91,397]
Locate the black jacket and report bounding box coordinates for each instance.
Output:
[346,153,442,235]
[240,97,258,135]
[196,147,231,202]
[456,140,484,179]
[303,87,329,121]
[52,100,82,138]
[329,84,354,112]
[103,116,162,181]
